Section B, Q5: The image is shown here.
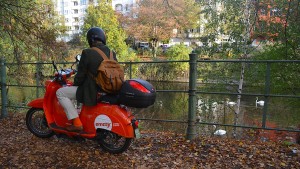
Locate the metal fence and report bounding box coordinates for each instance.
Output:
[1,55,300,139]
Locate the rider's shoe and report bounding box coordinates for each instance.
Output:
[66,125,83,132]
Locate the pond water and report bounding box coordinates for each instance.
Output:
[5,80,300,141]
[134,81,300,140]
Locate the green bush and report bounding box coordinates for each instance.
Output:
[165,44,192,72]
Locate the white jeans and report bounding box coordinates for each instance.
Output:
[56,86,78,120]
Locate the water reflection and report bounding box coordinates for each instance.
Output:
[135,81,300,139]
[6,80,300,140]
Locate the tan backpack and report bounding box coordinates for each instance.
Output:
[90,47,124,94]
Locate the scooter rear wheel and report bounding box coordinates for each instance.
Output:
[97,129,132,154]
[26,108,54,138]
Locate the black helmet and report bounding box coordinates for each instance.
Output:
[86,27,106,46]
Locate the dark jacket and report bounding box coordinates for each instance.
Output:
[73,44,117,106]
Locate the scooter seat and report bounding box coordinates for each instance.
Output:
[98,94,119,105]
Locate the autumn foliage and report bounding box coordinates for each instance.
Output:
[0,113,299,168]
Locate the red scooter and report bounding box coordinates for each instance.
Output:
[26,56,156,154]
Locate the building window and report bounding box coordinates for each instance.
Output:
[75,26,79,30]
[80,0,86,5]
[260,8,266,15]
[270,8,281,17]
[74,1,78,6]
[74,17,79,22]
[74,9,78,14]
[125,4,129,11]
[64,10,68,15]
[115,4,123,11]
[65,18,69,23]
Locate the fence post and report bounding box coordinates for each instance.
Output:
[262,62,271,128]
[186,52,197,140]
[36,61,41,98]
[129,61,132,79]
[1,57,8,118]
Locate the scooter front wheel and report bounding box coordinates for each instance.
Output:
[26,108,54,138]
[97,129,132,154]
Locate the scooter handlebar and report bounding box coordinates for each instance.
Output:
[55,68,76,82]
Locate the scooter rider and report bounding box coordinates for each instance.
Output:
[56,27,118,132]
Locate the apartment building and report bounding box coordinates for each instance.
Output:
[171,2,228,47]
[53,0,208,48]
[251,0,285,46]
[53,0,136,41]
[112,0,138,15]
[53,0,95,41]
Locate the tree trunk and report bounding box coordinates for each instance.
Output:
[233,0,252,137]
[151,39,158,58]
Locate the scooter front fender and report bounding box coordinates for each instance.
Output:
[27,98,44,108]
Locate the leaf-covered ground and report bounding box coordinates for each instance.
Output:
[0,113,299,169]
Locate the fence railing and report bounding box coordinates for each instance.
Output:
[1,55,300,139]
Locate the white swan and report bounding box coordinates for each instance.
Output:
[227,101,236,107]
[213,125,227,136]
[214,129,227,136]
[256,97,265,107]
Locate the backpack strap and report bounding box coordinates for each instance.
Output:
[91,47,113,60]
[109,50,113,60]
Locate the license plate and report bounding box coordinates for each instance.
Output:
[135,128,141,139]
